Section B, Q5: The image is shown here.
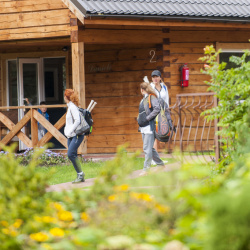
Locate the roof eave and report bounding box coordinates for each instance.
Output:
[85,13,250,24]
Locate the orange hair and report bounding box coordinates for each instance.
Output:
[64,89,79,106]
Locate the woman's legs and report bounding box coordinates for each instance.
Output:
[142,133,164,171]
[67,135,85,182]
[142,133,155,171]
[152,147,164,166]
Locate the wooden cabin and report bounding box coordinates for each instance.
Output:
[0,0,250,154]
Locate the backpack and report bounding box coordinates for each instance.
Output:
[148,94,172,142]
[75,108,93,136]
[137,99,150,127]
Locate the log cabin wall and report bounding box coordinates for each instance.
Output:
[74,25,164,153]
[168,27,250,103]
[84,43,163,153]
[159,27,250,152]
[0,0,72,41]
[78,25,250,154]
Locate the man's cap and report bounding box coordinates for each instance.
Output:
[151,70,161,77]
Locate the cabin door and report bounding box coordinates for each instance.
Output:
[18,58,44,149]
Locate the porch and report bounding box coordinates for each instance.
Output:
[0,92,219,163]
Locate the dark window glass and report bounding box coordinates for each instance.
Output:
[220,52,250,69]
[8,60,18,106]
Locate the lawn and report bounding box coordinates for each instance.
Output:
[35,157,177,185]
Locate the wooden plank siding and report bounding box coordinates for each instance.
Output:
[0,0,72,42]
[159,27,250,151]
[167,27,250,104]
[75,26,250,153]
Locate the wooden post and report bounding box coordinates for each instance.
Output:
[31,109,38,147]
[71,41,86,154]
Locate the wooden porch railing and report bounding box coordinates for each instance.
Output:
[0,105,67,150]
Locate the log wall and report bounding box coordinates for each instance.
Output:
[0,0,72,41]
[82,43,163,153]
[78,26,250,153]
[167,27,250,103]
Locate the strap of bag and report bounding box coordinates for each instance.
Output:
[148,94,152,109]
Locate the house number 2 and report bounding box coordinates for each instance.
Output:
[149,50,156,63]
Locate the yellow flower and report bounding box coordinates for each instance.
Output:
[2,228,18,237]
[49,227,65,237]
[30,232,49,242]
[42,216,57,224]
[13,219,23,229]
[51,202,63,211]
[81,212,90,222]
[2,228,10,235]
[154,203,170,214]
[130,192,153,202]
[0,221,9,227]
[140,193,153,202]
[114,184,129,192]
[57,211,73,221]
[108,194,117,202]
[10,230,17,237]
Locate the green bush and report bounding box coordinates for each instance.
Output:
[0,145,181,249]
[0,145,52,249]
[4,138,250,250]
[207,182,250,250]
[199,45,250,166]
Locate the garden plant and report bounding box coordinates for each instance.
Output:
[1,47,250,249]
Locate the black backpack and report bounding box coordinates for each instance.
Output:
[79,108,93,135]
[74,108,93,136]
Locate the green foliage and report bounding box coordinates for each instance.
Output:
[0,145,52,249]
[206,119,250,250]
[207,182,250,250]
[2,137,250,250]
[199,45,250,164]
[0,145,178,249]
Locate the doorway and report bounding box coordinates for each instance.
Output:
[7,57,66,149]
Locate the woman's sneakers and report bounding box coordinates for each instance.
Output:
[72,172,85,184]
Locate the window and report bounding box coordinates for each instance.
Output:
[217,44,250,103]
[219,52,250,69]
[7,60,18,106]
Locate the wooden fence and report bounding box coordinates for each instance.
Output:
[0,105,67,150]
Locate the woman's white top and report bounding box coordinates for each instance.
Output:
[150,82,169,107]
[64,101,81,138]
[139,94,153,135]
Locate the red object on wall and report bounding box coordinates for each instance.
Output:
[180,63,189,87]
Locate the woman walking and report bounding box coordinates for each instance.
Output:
[150,70,172,162]
[137,82,165,175]
[150,70,169,108]
[64,89,85,183]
